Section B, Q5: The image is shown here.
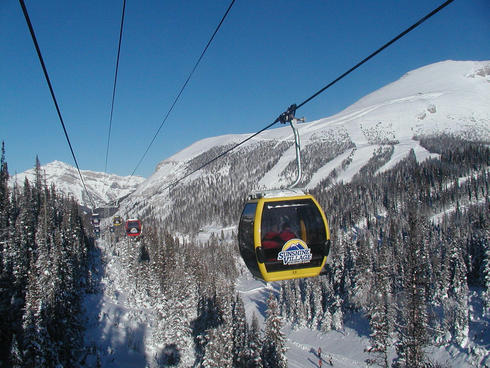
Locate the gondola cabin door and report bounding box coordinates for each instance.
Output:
[238,190,330,282]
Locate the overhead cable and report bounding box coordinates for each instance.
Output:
[294,0,456,111]
[19,0,97,209]
[161,119,277,192]
[104,0,127,173]
[163,0,456,190]
[130,0,237,176]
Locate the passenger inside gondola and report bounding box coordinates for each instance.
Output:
[262,217,298,262]
[278,220,296,242]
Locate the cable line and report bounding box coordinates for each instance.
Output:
[104,0,127,173]
[162,119,277,192]
[19,0,97,209]
[161,0,455,190]
[130,0,237,176]
[295,0,455,111]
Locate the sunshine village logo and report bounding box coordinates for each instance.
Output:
[278,239,312,265]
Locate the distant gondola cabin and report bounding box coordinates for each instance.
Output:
[113,216,123,226]
[125,219,142,237]
[238,189,330,282]
[91,213,100,226]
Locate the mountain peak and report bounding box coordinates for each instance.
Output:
[10,161,145,208]
[118,60,489,226]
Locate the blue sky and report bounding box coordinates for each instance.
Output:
[1,0,489,178]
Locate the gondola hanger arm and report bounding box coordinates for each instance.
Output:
[275,103,305,189]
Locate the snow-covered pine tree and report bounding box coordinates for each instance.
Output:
[0,141,13,364]
[308,277,323,329]
[202,290,234,367]
[365,242,393,368]
[202,325,233,368]
[394,201,429,368]
[21,257,52,368]
[0,141,8,240]
[232,293,248,367]
[302,279,313,328]
[262,293,287,368]
[13,179,37,292]
[483,237,490,313]
[318,280,333,332]
[443,230,469,347]
[244,313,263,368]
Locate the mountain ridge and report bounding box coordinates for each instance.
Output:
[10,160,145,208]
[9,60,490,219]
[118,60,489,228]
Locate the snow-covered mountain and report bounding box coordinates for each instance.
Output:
[10,61,489,220]
[10,160,145,208]
[121,60,490,226]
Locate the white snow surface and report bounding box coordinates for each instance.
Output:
[9,160,145,208]
[122,60,489,216]
[10,61,490,366]
[83,236,485,368]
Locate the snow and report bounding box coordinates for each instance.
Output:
[258,145,298,189]
[83,235,484,368]
[129,60,490,212]
[9,160,145,208]
[83,242,154,367]
[376,138,440,175]
[12,60,490,366]
[307,149,352,189]
[337,145,377,183]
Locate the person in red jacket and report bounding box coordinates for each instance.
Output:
[262,220,296,249]
[262,226,281,249]
[278,221,296,242]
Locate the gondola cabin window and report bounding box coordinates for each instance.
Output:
[238,203,261,279]
[260,199,327,273]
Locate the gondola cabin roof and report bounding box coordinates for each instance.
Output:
[246,188,308,201]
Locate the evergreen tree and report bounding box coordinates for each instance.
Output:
[365,245,393,368]
[394,202,429,368]
[330,294,344,331]
[232,293,248,367]
[483,237,490,313]
[0,142,13,366]
[0,141,9,238]
[443,234,469,346]
[262,293,287,368]
[244,313,263,368]
[202,325,234,368]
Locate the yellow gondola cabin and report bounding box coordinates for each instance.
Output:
[238,189,330,282]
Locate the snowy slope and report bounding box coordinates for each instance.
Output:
[121,60,490,219]
[10,160,145,208]
[84,237,483,368]
[78,60,489,368]
[11,61,488,216]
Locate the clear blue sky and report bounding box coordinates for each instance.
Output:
[1,0,489,178]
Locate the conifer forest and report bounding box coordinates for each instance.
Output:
[0,134,488,367]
